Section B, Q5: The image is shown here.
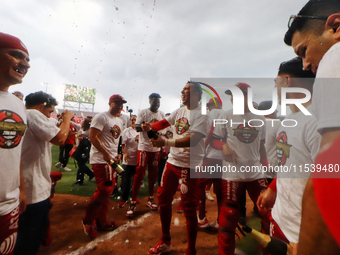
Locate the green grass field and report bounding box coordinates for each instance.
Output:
[51,145,151,201]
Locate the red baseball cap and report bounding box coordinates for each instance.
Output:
[109,94,127,104]
[0,32,28,54]
[206,97,221,106]
[225,82,251,95]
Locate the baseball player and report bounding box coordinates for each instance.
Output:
[126,93,165,217]
[146,82,211,255]
[82,94,125,238]
[14,92,73,255]
[257,57,320,254]
[0,32,29,255]
[118,115,139,207]
[284,0,340,253]
[197,97,224,230]
[211,82,270,255]
[258,100,280,182]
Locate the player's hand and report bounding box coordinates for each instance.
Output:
[256,188,276,214]
[141,122,152,132]
[115,154,122,162]
[18,189,27,214]
[151,136,165,147]
[63,110,74,121]
[222,143,238,164]
[123,153,129,162]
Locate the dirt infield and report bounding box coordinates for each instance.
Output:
[37,191,260,255]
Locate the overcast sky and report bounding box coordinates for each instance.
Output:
[3,0,307,115]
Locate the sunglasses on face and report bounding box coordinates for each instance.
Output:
[288,15,329,28]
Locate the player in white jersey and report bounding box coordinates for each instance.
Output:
[82,94,125,239]
[197,97,224,230]
[126,93,165,217]
[146,82,211,255]
[257,57,320,254]
[117,115,139,208]
[0,32,30,255]
[284,1,340,252]
[211,82,270,255]
[258,100,280,181]
[14,92,73,255]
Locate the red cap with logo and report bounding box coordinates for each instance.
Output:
[0,32,28,54]
[207,97,222,106]
[109,94,127,104]
[225,82,251,95]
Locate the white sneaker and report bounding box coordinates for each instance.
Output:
[148,240,172,254]
[206,191,214,201]
[63,167,72,172]
[55,162,62,168]
[197,216,209,228]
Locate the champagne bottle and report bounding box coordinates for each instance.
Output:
[109,159,124,174]
[242,225,292,255]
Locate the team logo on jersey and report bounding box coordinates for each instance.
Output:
[149,118,159,124]
[0,110,26,149]
[110,124,121,139]
[165,130,173,139]
[135,134,139,142]
[233,124,258,143]
[276,131,292,166]
[175,117,190,135]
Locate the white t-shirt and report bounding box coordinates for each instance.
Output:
[312,42,340,133]
[272,106,321,243]
[21,109,60,204]
[119,114,130,131]
[0,92,27,215]
[213,110,266,181]
[264,117,281,178]
[166,106,211,169]
[205,109,224,160]
[90,111,123,164]
[121,127,139,166]
[136,108,165,152]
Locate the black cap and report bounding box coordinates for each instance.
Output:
[149,93,161,99]
[258,101,273,110]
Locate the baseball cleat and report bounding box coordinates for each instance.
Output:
[148,240,172,254]
[147,198,158,210]
[197,216,209,228]
[96,220,118,231]
[82,220,98,239]
[126,203,136,217]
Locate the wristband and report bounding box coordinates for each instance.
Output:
[164,139,176,147]
[268,178,277,192]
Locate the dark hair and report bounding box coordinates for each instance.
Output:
[284,0,340,45]
[278,57,315,78]
[130,115,137,119]
[188,81,202,101]
[149,93,161,99]
[25,91,58,108]
[82,117,92,131]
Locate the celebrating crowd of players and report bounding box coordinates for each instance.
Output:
[1,0,340,254]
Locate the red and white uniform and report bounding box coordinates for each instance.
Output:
[84,111,123,226]
[0,92,26,255]
[157,106,211,255]
[273,108,321,243]
[121,127,138,166]
[212,109,269,255]
[131,109,165,201]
